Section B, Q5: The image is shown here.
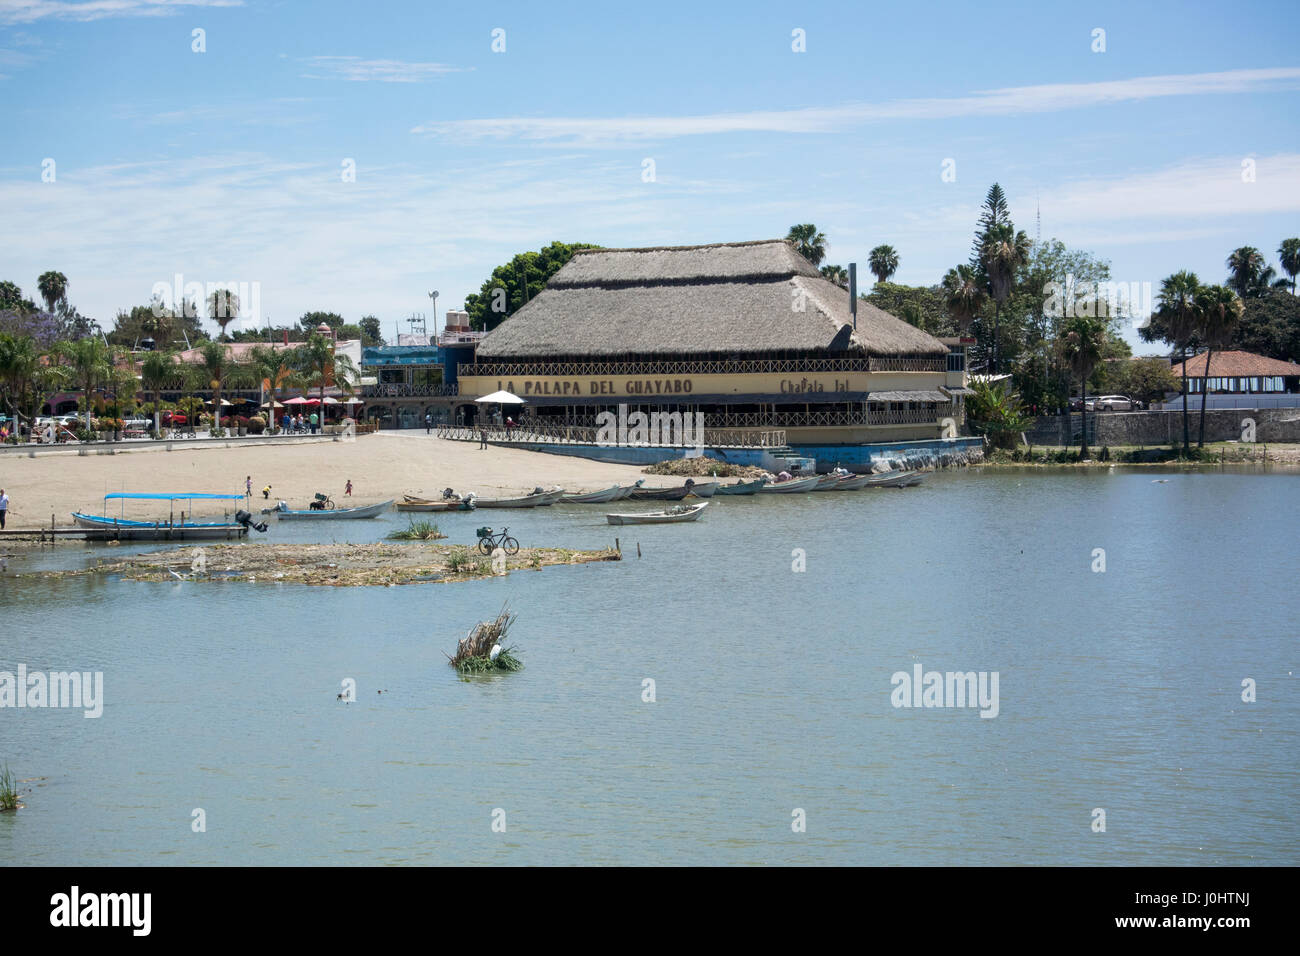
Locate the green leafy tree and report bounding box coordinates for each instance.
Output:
[867,282,954,336]
[248,344,302,426]
[298,311,345,333]
[54,336,112,432]
[1193,284,1244,447]
[785,224,827,266]
[819,264,848,288]
[464,241,601,331]
[140,350,178,435]
[296,333,360,409]
[358,315,384,346]
[867,245,899,284]
[1230,289,1300,361]
[0,281,36,313]
[1060,316,1106,457]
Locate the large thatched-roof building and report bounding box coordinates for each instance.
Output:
[456,240,971,444]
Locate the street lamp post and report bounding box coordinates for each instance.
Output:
[428,291,438,340]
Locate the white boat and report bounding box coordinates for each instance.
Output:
[865,470,924,488]
[687,480,720,498]
[561,485,624,504]
[606,502,709,525]
[831,473,872,490]
[272,499,393,519]
[811,474,843,491]
[474,487,565,508]
[757,474,820,494]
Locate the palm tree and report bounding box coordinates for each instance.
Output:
[1060,316,1105,457]
[785,224,827,266]
[206,287,241,341]
[297,333,360,419]
[37,271,68,313]
[54,336,111,432]
[1225,247,1266,298]
[197,339,234,432]
[819,264,848,288]
[868,245,899,285]
[248,344,301,430]
[1154,271,1201,456]
[140,350,177,436]
[1193,284,1244,448]
[941,264,986,336]
[979,223,1031,373]
[1279,238,1300,294]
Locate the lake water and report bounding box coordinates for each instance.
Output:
[2,467,1297,865]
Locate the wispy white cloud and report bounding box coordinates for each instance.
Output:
[0,0,241,23]
[412,67,1300,143]
[299,56,470,83]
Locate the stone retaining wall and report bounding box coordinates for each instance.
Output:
[1025,407,1300,446]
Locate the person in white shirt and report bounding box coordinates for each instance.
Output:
[0,489,9,529]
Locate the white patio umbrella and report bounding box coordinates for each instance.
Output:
[474,390,526,405]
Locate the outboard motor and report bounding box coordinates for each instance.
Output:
[235,509,269,533]
[442,487,458,500]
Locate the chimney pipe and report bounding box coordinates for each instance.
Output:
[283,329,289,347]
[849,263,857,330]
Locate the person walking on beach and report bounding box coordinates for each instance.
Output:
[263,484,272,500]
[0,488,8,529]
[344,480,353,497]
[245,475,252,498]
[478,424,488,449]
[425,413,431,434]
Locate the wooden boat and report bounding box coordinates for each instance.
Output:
[396,497,476,512]
[606,502,708,525]
[830,473,872,490]
[864,470,924,488]
[474,488,565,508]
[687,480,720,498]
[627,483,692,501]
[72,491,257,540]
[756,474,820,494]
[561,485,624,504]
[610,480,646,501]
[714,478,767,495]
[272,499,393,519]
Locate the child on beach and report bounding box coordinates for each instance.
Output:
[344,480,353,497]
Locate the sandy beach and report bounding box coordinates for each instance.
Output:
[0,433,654,527]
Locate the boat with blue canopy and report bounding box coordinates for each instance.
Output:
[72,492,266,540]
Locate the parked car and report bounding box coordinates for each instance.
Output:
[1086,395,1141,411]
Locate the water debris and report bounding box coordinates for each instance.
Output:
[448,605,523,674]
[387,518,446,540]
[27,542,620,588]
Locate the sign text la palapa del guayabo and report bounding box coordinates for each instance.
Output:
[493,377,853,396]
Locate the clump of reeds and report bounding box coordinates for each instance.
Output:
[388,518,442,540]
[0,764,20,812]
[448,605,523,673]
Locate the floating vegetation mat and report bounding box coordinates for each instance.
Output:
[26,542,620,587]
[643,458,766,478]
[449,605,523,674]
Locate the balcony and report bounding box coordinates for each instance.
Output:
[362,383,459,397]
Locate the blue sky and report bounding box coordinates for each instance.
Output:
[1,0,1297,350]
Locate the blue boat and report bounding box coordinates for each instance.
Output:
[72,492,262,540]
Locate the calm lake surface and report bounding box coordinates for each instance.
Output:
[2,467,1297,866]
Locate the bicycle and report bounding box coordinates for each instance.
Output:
[312,492,335,511]
[476,526,519,555]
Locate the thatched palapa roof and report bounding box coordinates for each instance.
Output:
[475,240,947,360]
